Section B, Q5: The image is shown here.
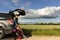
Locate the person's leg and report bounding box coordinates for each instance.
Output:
[16,24,26,38]
[15,18,26,38]
[13,32,17,40]
[12,18,17,40]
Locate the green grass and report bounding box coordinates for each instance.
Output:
[19,24,60,36]
[20,25,60,29]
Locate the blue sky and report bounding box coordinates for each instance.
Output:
[0,0,60,23]
[0,0,60,12]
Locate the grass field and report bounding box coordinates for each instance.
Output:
[20,25,60,29]
[20,24,60,36]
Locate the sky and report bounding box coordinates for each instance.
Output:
[0,0,60,24]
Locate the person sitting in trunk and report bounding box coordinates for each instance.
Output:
[9,9,26,39]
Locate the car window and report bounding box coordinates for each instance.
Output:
[0,13,10,20]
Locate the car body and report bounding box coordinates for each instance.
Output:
[0,13,14,38]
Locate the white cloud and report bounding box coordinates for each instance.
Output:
[24,1,31,7]
[11,0,31,9]
[12,0,20,6]
[20,6,60,19]
[20,1,31,9]
[18,19,31,22]
[20,7,25,10]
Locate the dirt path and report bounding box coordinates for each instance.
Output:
[22,36,60,40]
